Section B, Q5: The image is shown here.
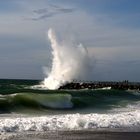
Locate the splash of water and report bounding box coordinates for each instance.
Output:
[42,28,92,89]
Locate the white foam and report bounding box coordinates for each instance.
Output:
[1,111,140,132]
[96,87,112,90]
[111,101,140,113]
[101,87,111,90]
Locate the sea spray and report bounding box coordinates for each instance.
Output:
[42,28,93,89]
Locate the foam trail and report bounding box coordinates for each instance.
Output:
[42,28,92,89]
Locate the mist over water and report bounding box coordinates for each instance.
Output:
[42,28,93,89]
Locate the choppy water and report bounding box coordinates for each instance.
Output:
[0,79,140,132]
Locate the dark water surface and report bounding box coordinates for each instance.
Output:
[0,79,140,114]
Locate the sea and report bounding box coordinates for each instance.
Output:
[1,79,140,135]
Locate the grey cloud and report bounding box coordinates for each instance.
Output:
[96,59,140,65]
[33,8,48,14]
[31,13,54,21]
[30,4,75,20]
[58,8,74,13]
[122,60,140,65]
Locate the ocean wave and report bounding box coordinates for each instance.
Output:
[1,90,140,113]
[1,111,140,132]
[0,93,73,110]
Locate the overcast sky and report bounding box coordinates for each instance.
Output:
[0,0,140,81]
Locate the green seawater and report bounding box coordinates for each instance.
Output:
[0,79,140,115]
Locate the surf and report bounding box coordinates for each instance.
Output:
[1,111,140,132]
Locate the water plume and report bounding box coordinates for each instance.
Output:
[42,28,92,89]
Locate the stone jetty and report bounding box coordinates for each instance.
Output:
[59,81,140,90]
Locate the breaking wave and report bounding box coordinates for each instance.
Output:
[1,111,140,132]
[0,93,73,111]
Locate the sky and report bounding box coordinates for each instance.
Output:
[0,0,140,81]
